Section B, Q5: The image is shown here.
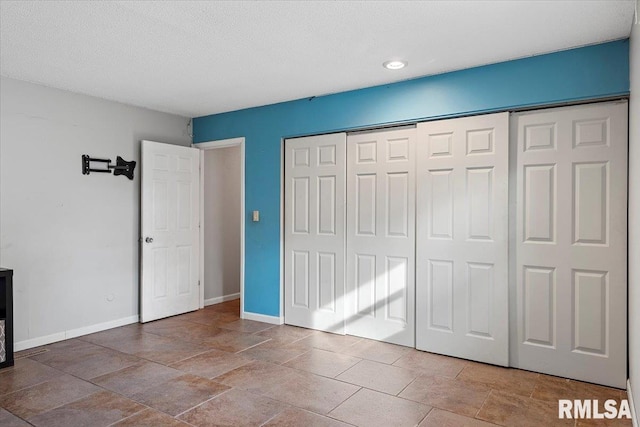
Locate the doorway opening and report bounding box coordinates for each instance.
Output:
[196,138,245,318]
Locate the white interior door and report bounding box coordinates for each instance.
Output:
[513,102,628,388]
[141,140,200,323]
[284,133,346,333]
[346,127,416,347]
[416,113,509,366]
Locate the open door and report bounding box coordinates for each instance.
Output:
[141,140,200,323]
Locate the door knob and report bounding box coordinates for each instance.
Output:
[145,237,154,243]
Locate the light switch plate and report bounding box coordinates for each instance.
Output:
[252,210,260,222]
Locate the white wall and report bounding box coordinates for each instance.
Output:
[0,77,191,349]
[203,146,241,303]
[629,8,640,421]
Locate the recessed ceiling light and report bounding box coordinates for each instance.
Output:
[383,60,407,70]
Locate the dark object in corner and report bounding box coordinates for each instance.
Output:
[82,155,136,180]
[0,268,14,370]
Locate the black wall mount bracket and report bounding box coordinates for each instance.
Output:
[82,155,136,180]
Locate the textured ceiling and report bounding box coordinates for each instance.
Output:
[0,1,636,118]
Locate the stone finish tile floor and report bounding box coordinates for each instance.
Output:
[0,299,632,426]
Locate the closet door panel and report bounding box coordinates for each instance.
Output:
[416,112,509,366]
[346,128,416,347]
[284,133,346,333]
[513,102,628,388]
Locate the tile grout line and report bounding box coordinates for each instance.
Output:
[328,370,422,399]
[71,334,149,360]
[474,388,494,422]
[278,347,312,366]
[249,325,278,336]
[172,386,234,419]
[322,385,363,421]
[416,406,434,426]
[257,406,287,427]
[329,358,363,379]
[323,409,359,427]
[26,388,148,425]
[77,329,213,367]
[104,405,150,427]
[166,347,219,366]
[436,408,504,427]
[0,374,60,399]
[395,375,419,398]
[234,337,274,354]
[1,355,124,420]
[454,362,469,380]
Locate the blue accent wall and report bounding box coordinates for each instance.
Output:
[193,40,629,317]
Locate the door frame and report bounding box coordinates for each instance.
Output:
[193,137,246,317]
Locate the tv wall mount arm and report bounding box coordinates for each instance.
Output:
[82,155,136,180]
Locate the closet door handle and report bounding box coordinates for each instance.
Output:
[145,237,154,243]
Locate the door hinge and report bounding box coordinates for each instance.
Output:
[198,280,201,287]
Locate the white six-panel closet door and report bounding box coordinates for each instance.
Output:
[284,133,347,333]
[415,112,509,366]
[346,127,416,347]
[513,102,628,388]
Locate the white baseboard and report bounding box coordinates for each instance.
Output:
[14,332,67,351]
[14,315,139,351]
[204,292,240,306]
[629,379,639,427]
[241,311,284,325]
